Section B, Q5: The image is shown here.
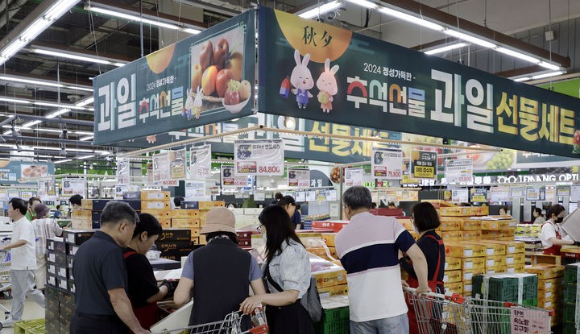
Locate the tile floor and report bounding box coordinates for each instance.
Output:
[0,299,45,334]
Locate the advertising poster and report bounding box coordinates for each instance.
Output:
[234,139,284,176]
[185,181,206,199]
[306,190,316,202]
[344,168,363,187]
[452,189,469,203]
[445,159,473,184]
[372,147,403,180]
[571,186,580,202]
[116,158,131,185]
[411,151,437,179]
[190,145,212,179]
[288,168,310,187]
[510,308,549,334]
[115,185,128,200]
[490,186,511,202]
[221,165,248,187]
[62,178,85,196]
[38,181,47,197]
[545,186,557,202]
[471,188,488,202]
[296,191,306,202]
[169,149,186,180]
[511,186,525,198]
[94,10,256,145]
[0,161,54,185]
[259,7,580,159]
[326,189,338,201]
[526,186,545,201]
[557,185,571,197]
[153,153,171,182]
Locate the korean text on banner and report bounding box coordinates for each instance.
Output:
[235,139,284,176]
[288,168,310,187]
[445,159,473,184]
[411,151,437,179]
[190,145,212,179]
[510,307,549,334]
[62,178,86,197]
[153,153,170,182]
[116,158,131,185]
[372,147,403,180]
[452,189,469,203]
[94,10,256,145]
[345,168,363,187]
[258,6,580,158]
[221,165,249,187]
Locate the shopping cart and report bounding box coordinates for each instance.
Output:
[153,308,269,334]
[0,237,12,330]
[404,287,553,334]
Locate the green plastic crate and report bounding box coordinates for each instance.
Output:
[563,303,577,323]
[322,306,349,322]
[315,318,349,334]
[564,285,578,303]
[565,264,580,284]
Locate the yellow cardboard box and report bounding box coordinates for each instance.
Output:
[321,233,337,247]
[480,220,518,230]
[525,265,565,279]
[142,201,170,210]
[461,219,481,231]
[191,228,201,238]
[444,282,463,295]
[318,284,349,297]
[538,277,562,291]
[486,266,508,275]
[313,269,347,288]
[485,255,507,268]
[443,270,462,283]
[463,283,473,295]
[484,240,525,254]
[506,263,526,273]
[172,218,195,228]
[158,218,171,228]
[141,209,171,217]
[72,210,91,218]
[445,257,462,271]
[439,220,461,231]
[199,201,226,210]
[445,242,486,258]
[462,230,482,241]
[462,257,486,271]
[463,268,485,283]
[441,231,464,242]
[171,209,199,218]
[505,253,526,265]
[398,219,413,231]
[538,289,561,301]
[141,191,171,201]
[81,199,93,210]
[466,242,506,256]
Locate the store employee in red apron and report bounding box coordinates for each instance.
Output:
[400,202,446,334]
[541,204,580,255]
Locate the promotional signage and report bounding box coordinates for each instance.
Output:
[497,173,580,184]
[221,165,249,187]
[510,308,549,334]
[511,186,525,198]
[557,185,571,197]
[153,153,170,182]
[169,149,186,180]
[490,186,511,202]
[116,158,131,185]
[445,159,473,184]
[411,151,437,179]
[62,178,86,196]
[371,147,403,180]
[471,188,488,202]
[190,145,212,179]
[234,139,284,176]
[94,10,256,145]
[571,185,580,202]
[526,186,546,201]
[452,189,469,203]
[0,161,54,185]
[344,168,363,187]
[185,181,206,199]
[288,168,310,187]
[258,7,580,158]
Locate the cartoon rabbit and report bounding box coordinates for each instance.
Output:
[290,49,314,109]
[183,88,194,120]
[182,86,204,120]
[192,86,203,119]
[316,58,339,113]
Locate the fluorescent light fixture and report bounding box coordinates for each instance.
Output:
[2,131,11,136]
[55,159,72,164]
[380,7,444,31]
[539,61,561,71]
[444,29,497,49]
[496,47,540,64]
[80,136,93,141]
[183,28,201,35]
[532,71,564,80]
[67,148,93,153]
[79,155,95,160]
[1,40,27,60]
[0,144,16,148]
[74,131,93,136]
[345,0,377,9]
[299,1,341,19]
[66,86,93,92]
[31,48,126,67]
[513,77,531,82]
[46,109,70,119]
[76,97,94,107]
[22,120,42,128]
[34,101,86,110]
[0,97,31,104]
[32,146,61,151]
[96,150,110,155]
[425,43,468,55]
[0,75,63,88]
[34,128,63,134]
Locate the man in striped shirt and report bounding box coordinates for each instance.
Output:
[335,186,429,334]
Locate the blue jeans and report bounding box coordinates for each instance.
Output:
[350,313,409,334]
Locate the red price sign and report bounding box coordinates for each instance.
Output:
[259,166,281,174]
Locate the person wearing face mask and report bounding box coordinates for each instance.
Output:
[541,204,580,255]
[124,214,176,331]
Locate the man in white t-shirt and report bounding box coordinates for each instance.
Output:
[0,198,45,327]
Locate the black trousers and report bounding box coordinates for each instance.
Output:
[265,301,315,334]
[70,313,129,334]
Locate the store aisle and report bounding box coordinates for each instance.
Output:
[0,299,45,334]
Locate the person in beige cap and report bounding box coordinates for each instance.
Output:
[174,207,266,327]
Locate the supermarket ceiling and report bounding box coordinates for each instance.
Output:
[0,0,580,161]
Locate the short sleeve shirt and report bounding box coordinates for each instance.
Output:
[124,248,160,309]
[182,250,262,281]
[11,217,37,270]
[73,231,127,316]
[540,221,570,248]
[263,240,311,298]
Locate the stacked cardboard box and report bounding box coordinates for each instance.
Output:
[237,231,256,248]
[45,285,74,334]
[480,218,518,241]
[445,242,486,296]
[526,264,565,326]
[79,199,141,229]
[155,228,193,261]
[516,224,542,238]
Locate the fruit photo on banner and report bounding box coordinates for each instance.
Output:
[188,25,252,120]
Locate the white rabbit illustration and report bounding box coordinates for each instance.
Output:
[183,88,194,120]
[290,49,314,109]
[193,86,203,119]
[316,58,339,113]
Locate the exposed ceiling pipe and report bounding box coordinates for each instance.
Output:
[7,114,93,126]
[0,0,26,31]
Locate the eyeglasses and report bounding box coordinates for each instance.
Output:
[257,225,263,232]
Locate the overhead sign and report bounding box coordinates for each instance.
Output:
[344,168,363,187]
[497,173,580,184]
[452,189,469,203]
[169,149,186,180]
[411,151,437,179]
[526,186,545,201]
[371,147,403,180]
[258,7,580,158]
[0,161,54,185]
[221,165,248,187]
[445,159,473,184]
[288,168,310,187]
[185,181,206,199]
[94,10,256,145]
[116,158,130,185]
[190,145,212,179]
[62,178,85,197]
[471,188,488,202]
[153,153,170,182]
[490,186,511,202]
[234,139,284,176]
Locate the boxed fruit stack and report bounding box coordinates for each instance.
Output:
[516,224,542,238]
[479,218,518,242]
[444,242,486,296]
[154,228,193,261]
[527,264,565,326]
[562,263,580,333]
[311,254,348,298]
[437,205,488,243]
[472,273,538,306]
[79,199,142,229]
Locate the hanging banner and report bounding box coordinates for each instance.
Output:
[471,188,488,202]
[296,191,306,202]
[326,189,338,201]
[190,145,212,179]
[258,7,580,159]
[557,185,571,197]
[490,186,511,202]
[62,178,85,196]
[344,168,363,187]
[288,168,310,187]
[115,185,128,200]
[306,190,316,202]
[153,153,171,182]
[511,186,525,198]
[221,166,248,187]
[526,186,546,201]
[445,159,473,184]
[545,186,557,202]
[372,147,403,180]
[116,158,131,185]
[411,151,437,179]
[0,161,55,185]
[185,181,206,199]
[452,189,469,203]
[234,139,284,176]
[169,149,186,180]
[37,181,47,197]
[94,10,256,145]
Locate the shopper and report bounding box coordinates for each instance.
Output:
[124,213,176,331]
[400,202,446,334]
[277,196,301,230]
[69,194,83,217]
[334,186,429,334]
[32,204,64,290]
[533,208,546,225]
[0,198,45,328]
[71,201,149,334]
[240,205,314,334]
[25,197,41,221]
[499,205,509,215]
[174,207,265,327]
[172,196,184,209]
[271,192,283,205]
[54,205,63,219]
[540,204,580,255]
[387,201,397,209]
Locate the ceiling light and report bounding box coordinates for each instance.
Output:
[22,120,42,128]
[183,28,201,35]
[0,75,63,88]
[379,7,444,31]
[513,77,531,82]
[532,71,565,80]
[539,61,561,71]
[299,1,342,19]
[75,97,94,107]
[46,109,70,119]
[0,97,31,104]
[444,29,497,49]
[283,117,296,128]
[32,146,61,151]
[33,128,62,134]
[55,159,72,164]
[345,0,377,9]
[67,148,93,152]
[425,43,468,55]
[96,150,110,155]
[80,136,93,141]
[74,131,93,136]
[66,86,93,92]
[496,47,540,64]
[34,102,85,110]
[31,48,127,67]
[79,155,95,160]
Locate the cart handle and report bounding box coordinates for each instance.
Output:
[403,287,466,304]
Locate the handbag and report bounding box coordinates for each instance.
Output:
[264,260,323,322]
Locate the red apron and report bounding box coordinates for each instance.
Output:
[542,221,562,255]
[406,234,445,334]
[124,251,160,331]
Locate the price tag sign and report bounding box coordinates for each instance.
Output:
[471,188,488,202]
[116,158,131,185]
[452,189,469,203]
[445,159,473,184]
[221,166,249,187]
[185,181,206,199]
[411,151,437,179]
[153,153,170,182]
[62,178,86,196]
[510,307,549,334]
[235,139,284,176]
[490,187,510,202]
[345,168,364,187]
[288,169,310,187]
[169,149,186,180]
[526,186,545,201]
[190,145,212,179]
[372,147,403,180]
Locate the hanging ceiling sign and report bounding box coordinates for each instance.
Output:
[169,149,186,180]
[0,161,54,185]
[62,178,86,197]
[116,158,131,185]
[371,147,403,180]
[288,168,310,187]
[234,139,284,176]
[411,151,437,179]
[451,189,469,203]
[344,168,364,187]
[93,10,256,145]
[221,165,248,187]
[445,159,473,184]
[153,152,170,182]
[258,7,580,158]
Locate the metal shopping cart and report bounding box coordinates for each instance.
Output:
[0,237,12,330]
[404,287,553,334]
[153,308,269,334]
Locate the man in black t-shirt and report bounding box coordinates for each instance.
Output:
[71,202,149,334]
